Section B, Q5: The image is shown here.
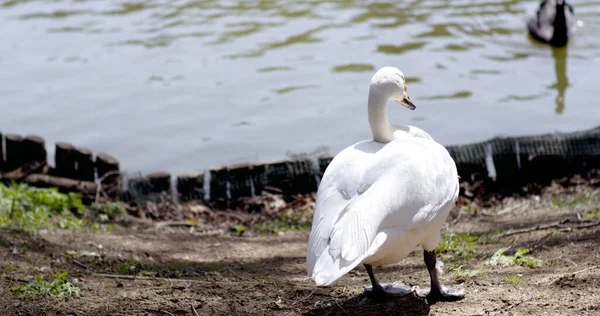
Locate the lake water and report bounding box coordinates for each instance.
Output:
[1,0,600,175]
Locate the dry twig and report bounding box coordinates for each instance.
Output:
[154,221,205,229]
[72,259,90,270]
[572,265,600,275]
[499,219,600,237]
[93,273,203,283]
[95,170,121,203]
[291,290,316,307]
[191,305,200,316]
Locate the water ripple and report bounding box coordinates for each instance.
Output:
[2,0,600,173]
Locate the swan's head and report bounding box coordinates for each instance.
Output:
[369,66,415,110]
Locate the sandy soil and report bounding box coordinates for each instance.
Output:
[1,183,600,316]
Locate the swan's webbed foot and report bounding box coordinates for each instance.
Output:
[363,264,413,300]
[419,249,466,303]
[415,284,465,302]
[363,281,414,299]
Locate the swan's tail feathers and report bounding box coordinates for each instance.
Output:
[306,222,327,278]
[310,245,364,286]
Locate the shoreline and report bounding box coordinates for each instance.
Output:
[1,125,600,208]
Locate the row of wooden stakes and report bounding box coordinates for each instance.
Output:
[0,130,327,203]
[0,131,119,182]
[3,126,600,204]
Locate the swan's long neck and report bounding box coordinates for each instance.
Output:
[368,89,394,143]
[550,1,569,46]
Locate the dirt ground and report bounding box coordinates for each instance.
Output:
[1,182,600,316]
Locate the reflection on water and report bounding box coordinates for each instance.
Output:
[331,64,374,73]
[422,91,473,100]
[550,46,569,114]
[1,0,600,173]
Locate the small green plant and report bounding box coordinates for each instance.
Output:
[504,274,522,286]
[11,271,80,300]
[553,190,599,208]
[255,211,312,235]
[486,248,542,268]
[2,262,17,271]
[585,208,600,219]
[114,261,134,275]
[234,225,245,235]
[266,297,287,310]
[168,261,188,273]
[89,201,128,221]
[452,266,483,282]
[0,182,85,233]
[436,233,479,264]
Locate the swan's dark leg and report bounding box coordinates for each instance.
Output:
[363,264,413,299]
[363,264,386,298]
[415,250,465,302]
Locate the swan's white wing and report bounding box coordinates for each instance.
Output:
[306,137,458,286]
[392,124,434,141]
[305,140,377,281]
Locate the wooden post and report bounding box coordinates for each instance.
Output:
[128,176,151,197]
[318,155,334,176]
[55,142,76,178]
[209,167,229,200]
[74,147,95,182]
[264,159,318,195]
[95,152,120,184]
[5,134,25,172]
[176,172,204,202]
[24,135,47,164]
[127,172,170,205]
[228,164,267,199]
[147,171,171,193]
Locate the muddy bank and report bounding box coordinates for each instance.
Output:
[1,180,600,315]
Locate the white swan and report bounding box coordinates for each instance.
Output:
[306,66,464,302]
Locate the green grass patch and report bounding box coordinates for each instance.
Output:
[504,274,522,286]
[0,182,85,233]
[255,214,311,235]
[254,208,312,235]
[585,208,600,219]
[552,190,600,208]
[486,248,542,268]
[436,233,479,264]
[89,201,128,221]
[451,266,483,282]
[11,271,80,300]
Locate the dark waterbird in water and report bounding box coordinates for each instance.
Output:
[528,0,574,47]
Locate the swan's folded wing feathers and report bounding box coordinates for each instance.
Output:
[328,198,377,262]
[306,153,362,275]
[325,145,458,265]
[327,170,403,263]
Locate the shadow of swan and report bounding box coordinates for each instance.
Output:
[305,293,432,316]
